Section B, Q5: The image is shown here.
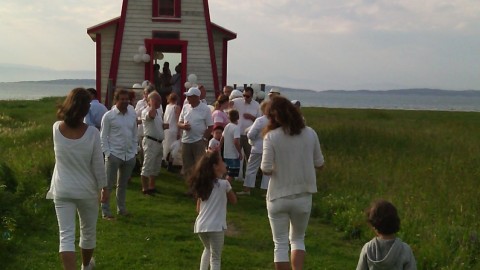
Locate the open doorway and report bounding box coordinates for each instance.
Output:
[145,39,188,106]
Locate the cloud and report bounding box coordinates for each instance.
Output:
[0,1,120,70]
[1,0,479,89]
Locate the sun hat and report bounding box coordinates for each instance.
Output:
[268,87,281,96]
[291,100,301,107]
[229,89,243,100]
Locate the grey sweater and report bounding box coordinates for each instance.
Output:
[356,237,417,270]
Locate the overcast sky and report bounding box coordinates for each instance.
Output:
[1,0,479,90]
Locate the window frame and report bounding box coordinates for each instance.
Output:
[152,0,181,21]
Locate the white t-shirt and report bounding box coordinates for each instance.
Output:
[141,107,165,141]
[208,137,221,151]
[47,121,107,199]
[179,102,213,143]
[222,122,241,159]
[194,179,232,233]
[231,98,261,135]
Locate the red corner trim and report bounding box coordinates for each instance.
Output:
[108,0,129,88]
[211,23,237,40]
[203,0,220,97]
[96,34,102,102]
[221,38,228,92]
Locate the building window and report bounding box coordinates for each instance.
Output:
[153,0,180,18]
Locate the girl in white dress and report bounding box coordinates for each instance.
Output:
[163,92,181,170]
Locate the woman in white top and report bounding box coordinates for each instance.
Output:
[47,88,108,270]
[163,92,181,170]
[261,96,324,270]
[189,151,237,270]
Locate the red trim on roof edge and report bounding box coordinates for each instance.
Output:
[96,34,102,102]
[203,0,220,96]
[108,0,129,88]
[87,17,120,34]
[211,23,237,40]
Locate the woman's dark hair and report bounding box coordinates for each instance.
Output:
[214,94,229,109]
[263,96,305,136]
[188,151,221,201]
[366,199,401,235]
[57,88,91,128]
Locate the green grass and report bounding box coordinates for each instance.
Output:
[1,99,480,269]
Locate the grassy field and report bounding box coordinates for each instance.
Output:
[1,97,480,269]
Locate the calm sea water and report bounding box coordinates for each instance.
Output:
[0,81,96,100]
[1,81,480,112]
[280,90,480,112]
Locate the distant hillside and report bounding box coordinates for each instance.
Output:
[322,88,480,97]
[9,79,96,85]
[0,63,94,82]
[268,85,480,96]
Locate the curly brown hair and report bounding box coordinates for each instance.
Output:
[263,96,305,136]
[188,151,222,201]
[366,199,400,235]
[56,88,91,128]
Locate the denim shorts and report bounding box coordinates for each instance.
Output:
[224,158,240,177]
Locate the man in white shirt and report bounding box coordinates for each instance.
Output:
[230,86,261,176]
[140,92,168,196]
[100,88,138,219]
[84,88,108,130]
[178,87,213,177]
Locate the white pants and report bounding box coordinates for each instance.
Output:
[267,194,312,262]
[243,152,270,189]
[54,198,99,252]
[198,231,225,270]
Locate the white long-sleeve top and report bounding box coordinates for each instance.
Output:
[261,126,324,201]
[100,106,138,160]
[246,115,268,154]
[47,121,106,199]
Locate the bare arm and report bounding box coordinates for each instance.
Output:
[203,125,213,141]
[227,190,237,205]
[233,138,243,160]
[196,198,201,213]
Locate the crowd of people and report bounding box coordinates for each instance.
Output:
[47,82,416,270]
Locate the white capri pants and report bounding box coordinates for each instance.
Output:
[244,152,270,189]
[54,198,99,252]
[198,231,225,270]
[267,194,312,262]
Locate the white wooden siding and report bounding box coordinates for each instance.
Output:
[115,0,217,103]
